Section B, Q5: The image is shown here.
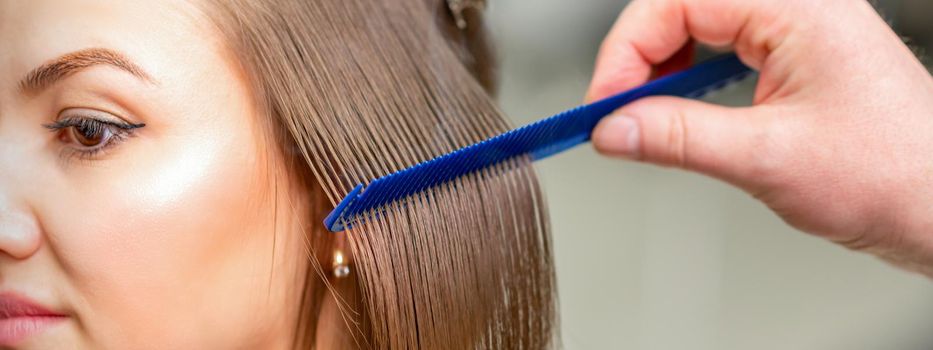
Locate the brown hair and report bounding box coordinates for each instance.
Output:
[203,0,555,348]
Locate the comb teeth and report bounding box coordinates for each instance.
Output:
[325,54,753,231]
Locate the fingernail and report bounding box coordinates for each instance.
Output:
[595,114,640,158]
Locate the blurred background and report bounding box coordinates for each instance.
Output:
[485,1,933,349]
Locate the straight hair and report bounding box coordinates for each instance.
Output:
[203,1,556,348]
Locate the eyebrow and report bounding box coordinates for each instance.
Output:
[19,48,154,96]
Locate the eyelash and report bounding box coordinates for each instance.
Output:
[44,115,145,161]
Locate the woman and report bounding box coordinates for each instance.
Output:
[0,0,555,348]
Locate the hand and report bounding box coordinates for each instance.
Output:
[587,0,933,277]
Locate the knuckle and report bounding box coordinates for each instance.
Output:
[662,107,689,168]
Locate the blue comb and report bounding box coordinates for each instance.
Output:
[325,53,753,232]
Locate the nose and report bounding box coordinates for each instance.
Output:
[0,138,41,260]
[0,114,42,259]
[0,199,41,260]
[0,98,42,260]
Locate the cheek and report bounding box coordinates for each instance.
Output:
[43,123,281,345]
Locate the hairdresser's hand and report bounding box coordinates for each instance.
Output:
[587,0,933,276]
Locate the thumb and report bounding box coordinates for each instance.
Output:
[592,96,766,185]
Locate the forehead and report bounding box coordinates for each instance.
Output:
[0,0,218,95]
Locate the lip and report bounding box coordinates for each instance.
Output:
[0,292,67,346]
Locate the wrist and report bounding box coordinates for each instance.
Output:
[882,191,933,278]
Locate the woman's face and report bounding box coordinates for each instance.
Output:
[0,1,310,348]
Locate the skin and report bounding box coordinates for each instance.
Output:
[589,0,933,277]
[0,1,326,348]
[2,0,925,347]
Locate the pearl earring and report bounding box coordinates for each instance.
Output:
[332,250,350,279]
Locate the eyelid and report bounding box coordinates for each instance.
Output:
[58,107,140,125]
[45,108,146,131]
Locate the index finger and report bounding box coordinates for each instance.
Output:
[585,0,760,102]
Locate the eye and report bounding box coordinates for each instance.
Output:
[67,119,112,148]
[44,108,145,160]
